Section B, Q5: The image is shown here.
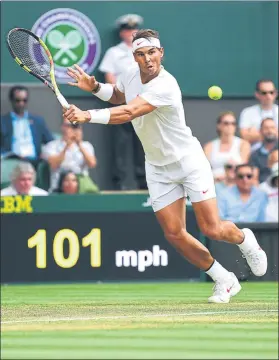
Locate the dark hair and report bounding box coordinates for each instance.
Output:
[235,164,254,173]
[255,79,275,92]
[133,29,159,43]
[9,86,29,101]
[260,118,276,129]
[55,171,79,193]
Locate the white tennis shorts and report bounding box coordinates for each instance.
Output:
[145,148,216,212]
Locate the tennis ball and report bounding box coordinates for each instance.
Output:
[208,86,223,100]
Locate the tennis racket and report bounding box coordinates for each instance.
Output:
[6,28,76,123]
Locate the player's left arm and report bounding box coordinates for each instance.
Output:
[63,96,156,125]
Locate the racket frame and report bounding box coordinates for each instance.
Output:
[6,28,70,109]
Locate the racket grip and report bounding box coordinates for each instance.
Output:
[57,93,70,109]
[57,93,78,126]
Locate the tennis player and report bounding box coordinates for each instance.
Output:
[64,29,267,303]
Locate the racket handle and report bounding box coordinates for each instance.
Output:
[57,93,78,126]
[57,93,70,109]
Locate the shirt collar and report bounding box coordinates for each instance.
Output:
[10,111,29,120]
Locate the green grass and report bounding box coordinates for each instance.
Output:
[1,282,278,359]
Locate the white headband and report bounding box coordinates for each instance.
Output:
[132,37,161,52]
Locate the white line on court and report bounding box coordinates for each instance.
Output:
[1,309,278,325]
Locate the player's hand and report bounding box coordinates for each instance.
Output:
[63,105,91,124]
[67,64,98,92]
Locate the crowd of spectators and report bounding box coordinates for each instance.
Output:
[0,14,278,224]
[204,79,278,223]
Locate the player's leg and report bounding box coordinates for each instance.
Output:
[185,155,267,278]
[155,195,241,303]
[146,160,240,303]
[191,197,267,277]
[155,197,214,270]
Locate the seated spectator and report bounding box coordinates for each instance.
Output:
[217,164,267,222]
[268,149,279,169]
[1,162,48,196]
[259,163,278,222]
[1,86,53,167]
[239,79,278,151]
[53,171,79,195]
[215,159,240,195]
[204,111,250,182]
[249,118,278,183]
[42,120,97,191]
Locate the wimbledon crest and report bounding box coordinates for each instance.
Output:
[32,8,101,83]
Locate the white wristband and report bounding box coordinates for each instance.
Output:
[93,83,113,101]
[88,109,111,124]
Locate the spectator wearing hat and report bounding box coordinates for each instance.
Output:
[99,14,147,190]
[259,162,278,222]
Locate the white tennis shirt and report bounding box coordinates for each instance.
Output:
[116,65,200,166]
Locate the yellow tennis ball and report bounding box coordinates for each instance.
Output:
[208,86,223,100]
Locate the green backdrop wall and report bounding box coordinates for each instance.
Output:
[1,1,278,96]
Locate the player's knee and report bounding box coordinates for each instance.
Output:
[164,225,184,243]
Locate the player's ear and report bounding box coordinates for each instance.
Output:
[160,48,164,58]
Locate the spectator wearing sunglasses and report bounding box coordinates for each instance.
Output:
[204,111,251,182]
[215,159,240,195]
[0,86,53,167]
[217,164,268,222]
[239,80,278,151]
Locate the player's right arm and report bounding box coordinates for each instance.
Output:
[67,64,125,105]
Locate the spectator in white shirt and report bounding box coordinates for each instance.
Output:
[99,14,143,83]
[239,79,278,151]
[1,162,48,196]
[42,120,97,191]
[99,14,147,190]
[204,111,251,182]
[259,162,278,222]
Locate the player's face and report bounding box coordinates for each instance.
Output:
[11,90,28,114]
[255,82,277,106]
[14,172,34,194]
[134,47,163,77]
[62,173,79,194]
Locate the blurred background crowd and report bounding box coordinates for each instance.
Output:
[1,10,278,224]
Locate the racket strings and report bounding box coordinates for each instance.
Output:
[8,30,51,80]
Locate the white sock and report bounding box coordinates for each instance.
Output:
[238,228,256,253]
[205,260,230,282]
